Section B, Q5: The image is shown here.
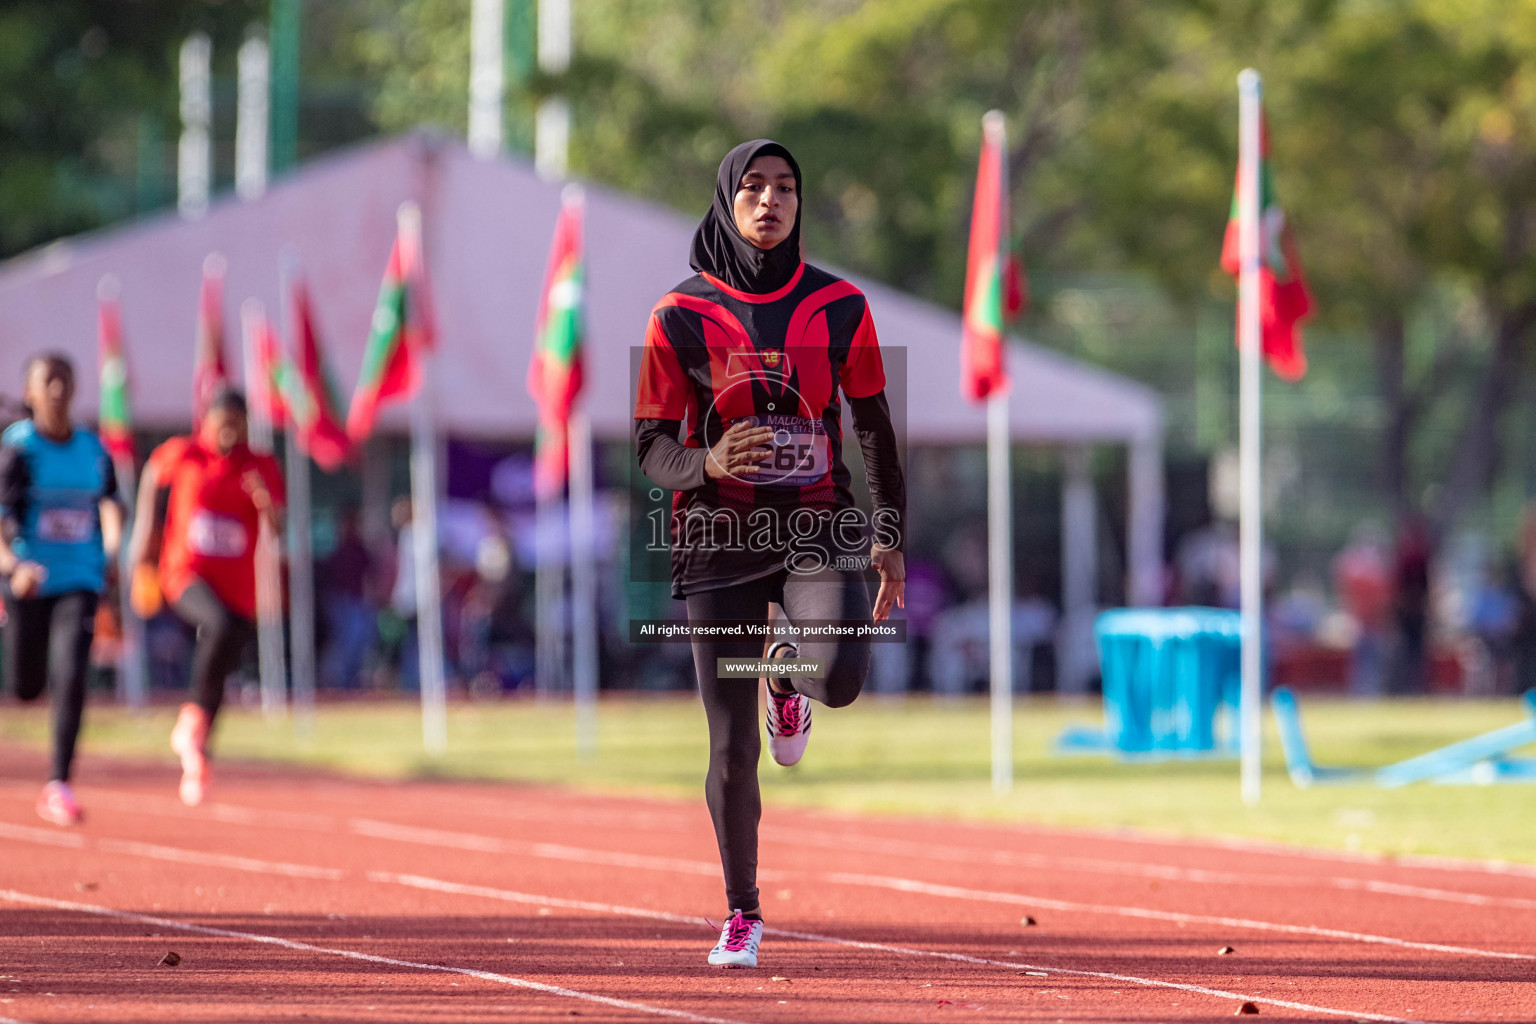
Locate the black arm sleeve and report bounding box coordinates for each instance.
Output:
[0,442,28,524]
[99,452,119,502]
[848,391,906,552]
[635,418,709,492]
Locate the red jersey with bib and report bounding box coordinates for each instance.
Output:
[635,263,885,595]
[146,436,284,620]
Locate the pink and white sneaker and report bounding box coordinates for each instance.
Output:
[707,910,763,968]
[763,642,811,767]
[36,780,82,826]
[170,702,212,807]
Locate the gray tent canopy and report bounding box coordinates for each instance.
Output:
[0,131,1164,618]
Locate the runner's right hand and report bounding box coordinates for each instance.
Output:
[9,561,46,599]
[705,419,776,481]
[130,561,163,618]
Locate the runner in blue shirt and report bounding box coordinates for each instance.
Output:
[0,353,123,826]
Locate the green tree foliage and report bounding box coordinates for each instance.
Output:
[0,1,263,258]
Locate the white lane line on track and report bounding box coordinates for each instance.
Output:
[0,888,758,1024]
[15,784,1531,912]
[348,817,789,881]
[96,839,344,881]
[823,872,1536,962]
[0,825,1460,1024]
[4,813,1526,962]
[782,827,1536,910]
[373,871,1447,1024]
[0,825,344,881]
[341,818,1535,961]
[0,821,86,848]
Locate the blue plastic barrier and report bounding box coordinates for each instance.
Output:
[1272,685,1536,787]
[1056,607,1242,758]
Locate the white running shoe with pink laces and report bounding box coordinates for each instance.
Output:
[36,780,82,826]
[763,642,811,767]
[170,702,212,807]
[708,910,763,968]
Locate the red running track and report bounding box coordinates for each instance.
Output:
[0,747,1531,1023]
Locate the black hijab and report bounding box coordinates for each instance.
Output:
[689,139,802,294]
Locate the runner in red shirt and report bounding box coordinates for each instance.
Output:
[636,140,906,968]
[128,389,283,806]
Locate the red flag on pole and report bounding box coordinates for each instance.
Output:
[97,278,134,462]
[347,206,433,441]
[285,275,353,471]
[527,188,586,500]
[192,253,230,421]
[1220,117,1313,381]
[247,303,289,428]
[961,112,1023,404]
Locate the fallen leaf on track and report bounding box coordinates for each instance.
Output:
[157,952,181,967]
[1235,1001,1259,1015]
[1217,946,1237,955]
[1020,915,1037,926]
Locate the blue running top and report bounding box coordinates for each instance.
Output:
[0,419,118,597]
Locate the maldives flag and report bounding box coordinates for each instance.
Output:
[527,190,586,499]
[192,253,230,421]
[246,301,289,428]
[1220,118,1313,381]
[347,208,433,441]
[96,279,134,462]
[285,276,352,471]
[961,112,1025,404]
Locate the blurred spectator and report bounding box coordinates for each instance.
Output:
[389,497,422,692]
[929,595,1056,696]
[1333,524,1391,696]
[1174,521,1241,608]
[1513,505,1536,694]
[1389,515,1433,695]
[1467,559,1519,695]
[460,526,535,696]
[318,507,377,690]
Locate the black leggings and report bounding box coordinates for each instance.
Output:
[3,590,99,783]
[685,566,872,914]
[173,579,254,722]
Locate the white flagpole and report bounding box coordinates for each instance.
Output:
[177,32,212,219]
[983,110,1014,795]
[534,488,568,699]
[98,275,147,710]
[401,202,449,755]
[987,391,1013,794]
[114,457,148,709]
[1237,69,1264,806]
[534,0,571,180]
[569,406,598,755]
[278,263,316,732]
[235,31,269,201]
[241,299,289,719]
[468,0,506,159]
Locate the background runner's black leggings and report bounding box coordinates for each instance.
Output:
[685,565,872,914]
[3,590,98,783]
[173,579,255,721]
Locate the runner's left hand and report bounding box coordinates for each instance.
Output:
[871,546,905,622]
[241,468,271,510]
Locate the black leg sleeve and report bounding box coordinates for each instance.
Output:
[173,580,255,723]
[778,565,872,709]
[3,594,54,703]
[685,577,776,915]
[46,592,98,783]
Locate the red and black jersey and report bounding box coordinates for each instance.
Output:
[635,263,889,596]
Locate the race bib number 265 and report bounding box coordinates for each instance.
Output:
[744,414,829,487]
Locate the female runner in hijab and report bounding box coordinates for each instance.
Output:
[635,140,906,968]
